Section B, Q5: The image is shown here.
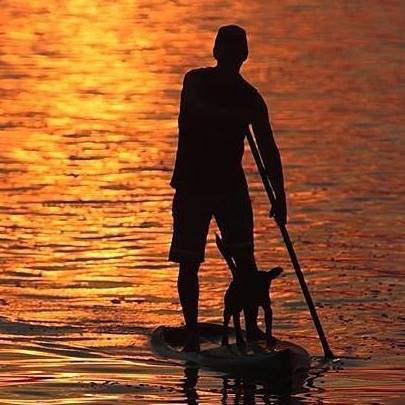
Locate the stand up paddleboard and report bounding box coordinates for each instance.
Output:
[151,323,310,375]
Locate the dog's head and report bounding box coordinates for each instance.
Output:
[256,266,283,287]
[253,267,283,300]
[265,266,283,282]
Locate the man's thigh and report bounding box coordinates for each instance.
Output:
[169,191,212,263]
[213,188,254,255]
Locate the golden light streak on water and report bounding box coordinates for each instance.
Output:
[0,0,404,403]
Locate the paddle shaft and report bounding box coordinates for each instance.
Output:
[246,127,334,359]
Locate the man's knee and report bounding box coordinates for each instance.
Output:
[179,260,200,277]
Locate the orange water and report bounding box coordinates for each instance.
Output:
[0,1,404,403]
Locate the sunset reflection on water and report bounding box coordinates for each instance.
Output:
[0,0,404,403]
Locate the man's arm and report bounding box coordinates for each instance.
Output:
[251,93,287,225]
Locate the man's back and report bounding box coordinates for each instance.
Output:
[171,67,260,193]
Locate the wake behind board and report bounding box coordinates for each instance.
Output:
[151,323,310,375]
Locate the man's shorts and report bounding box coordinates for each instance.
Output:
[169,187,254,263]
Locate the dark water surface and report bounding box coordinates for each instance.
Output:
[0,1,404,403]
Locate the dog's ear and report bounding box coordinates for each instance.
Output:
[266,267,283,280]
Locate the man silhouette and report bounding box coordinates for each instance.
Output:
[169,25,287,352]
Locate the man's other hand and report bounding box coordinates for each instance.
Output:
[269,198,287,226]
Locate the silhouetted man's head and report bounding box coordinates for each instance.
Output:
[213,25,248,70]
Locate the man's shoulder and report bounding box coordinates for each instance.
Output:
[184,67,212,81]
[239,76,261,99]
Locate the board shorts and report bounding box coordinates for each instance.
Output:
[169,187,254,263]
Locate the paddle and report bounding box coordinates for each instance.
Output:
[245,127,334,359]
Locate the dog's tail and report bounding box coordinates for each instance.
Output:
[215,233,237,278]
[267,266,283,280]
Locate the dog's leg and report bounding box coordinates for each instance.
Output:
[222,309,231,346]
[244,305,265,341]
[233,311,245,348]
[263,301,276,346]
[244,305,255,341]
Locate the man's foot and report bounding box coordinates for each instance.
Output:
[182,330,200,352]
[183,339,200,352]
[236,338,247,349]
[266,336,278,348]
[246,326,267,341]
